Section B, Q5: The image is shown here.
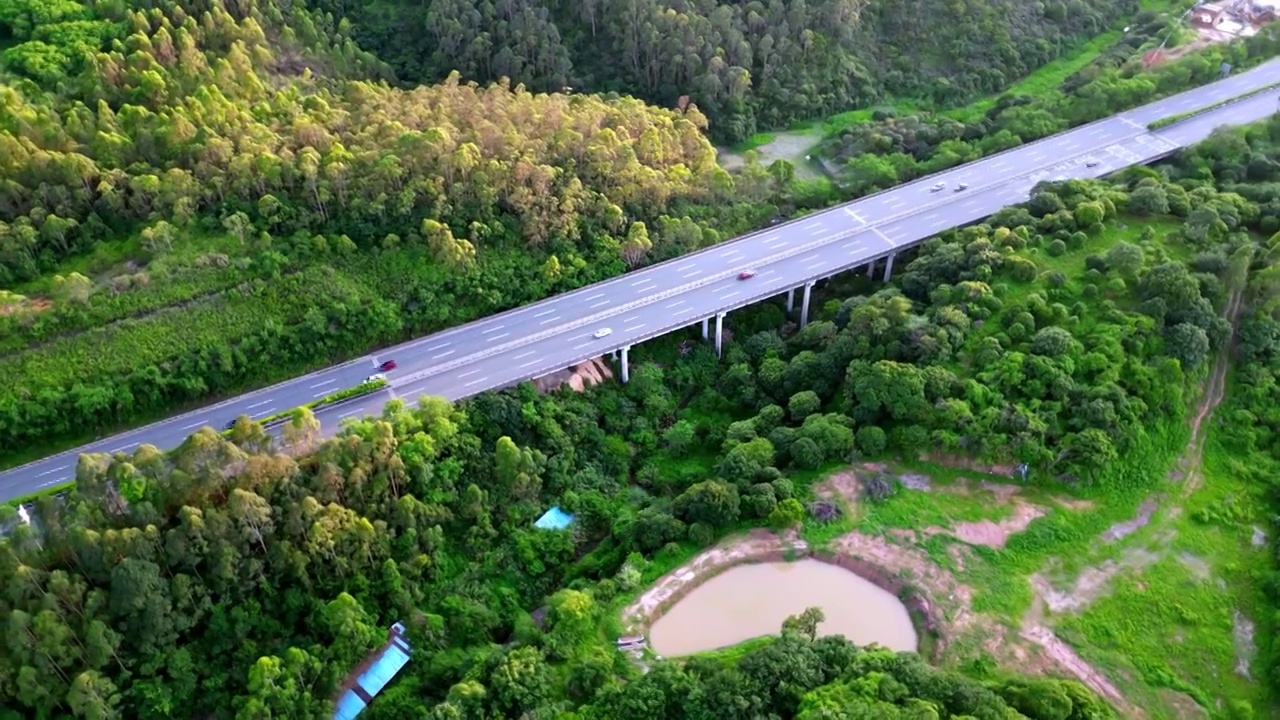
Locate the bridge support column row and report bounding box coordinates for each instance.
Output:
[715,312,726,358]
[620,345,631,383]
[865,253,897,282]
[799,280,816,327]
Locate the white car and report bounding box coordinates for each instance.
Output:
[930,182,946,192]
[366,373,386,383]
[593,328,613,339]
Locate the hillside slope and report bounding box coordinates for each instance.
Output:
[314,0,1141,141]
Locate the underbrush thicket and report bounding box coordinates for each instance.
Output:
[6,117,1280,717]
[1215,219,1280,700]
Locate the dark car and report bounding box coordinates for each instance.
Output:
[738,270,757,280]
[379,359,397,371]
[224,418,237,430]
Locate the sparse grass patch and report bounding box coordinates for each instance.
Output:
[824,100,928,135]
[947,30,1123,124]
[790,349,1274,714]
[692,634,776,663]
[859,476,1016,530]
[801,515,856,546]
[1058,552,1259,712]
[733,132,777,152]
[998,216,1185,310]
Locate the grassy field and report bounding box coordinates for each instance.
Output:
[776,216,1274,716]
[603,205,1273,718]
[820,401,1273,715]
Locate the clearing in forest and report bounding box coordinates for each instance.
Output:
[795,280,1265,717]
[716,127,826,180]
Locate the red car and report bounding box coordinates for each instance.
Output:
[379,359,397,371]
[738,270,757,280]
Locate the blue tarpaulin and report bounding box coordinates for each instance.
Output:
[333,622,411,720]
[534,506,574,530]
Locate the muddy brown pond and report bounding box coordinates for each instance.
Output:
[648,559,919,656]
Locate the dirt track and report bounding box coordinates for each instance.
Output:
[627,281,1250,716]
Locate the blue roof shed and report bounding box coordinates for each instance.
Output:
[333,622,411,720]
[534,506,575,530]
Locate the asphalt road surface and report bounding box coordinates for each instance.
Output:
[3,60,1279,503]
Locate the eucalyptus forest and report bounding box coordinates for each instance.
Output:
[2,0,1280,717]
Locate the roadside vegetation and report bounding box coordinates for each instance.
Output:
[791,119,1280,715]
[0,0,767,461]
[1,0,1272,465]
[721,1,1244,177]
[5,111,1280,717]
[817,17,1280,193]
[5,1,1280,716]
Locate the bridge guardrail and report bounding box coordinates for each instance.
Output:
[1148,81,1280,131]
[390,147,1149,389]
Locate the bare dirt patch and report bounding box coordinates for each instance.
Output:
[621,530,807,631]
[898,473,932,491]
[533,356,614,394]
[827,530,984,654]
[717,129,823,180]
[1052,496,1096,511]
[948,502,1045,549]
[1156,689,1210,720]
[1031,546,1164,614]
[813,469,860,513]
[1233,610,1256,679]
[1180,286,1244,497]
[0,297,53,316]
[1177,552,1212,582]
[1101,497,1159,542]
[827,465,1050,550]
[946,543,977,572]
[1020,622,1142,716]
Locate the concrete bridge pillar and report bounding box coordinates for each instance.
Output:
[701,317,709,339]
[800,281,816,327]
[785,287,795,313]
[620,345,631,383]
[883,253,896,282]
[714,312,726,358]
